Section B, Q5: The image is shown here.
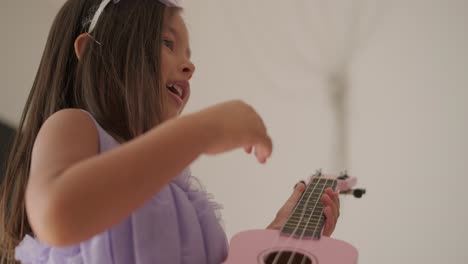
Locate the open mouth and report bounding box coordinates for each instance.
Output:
[166,83,183,99]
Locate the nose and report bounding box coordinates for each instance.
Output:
[180,60,195,79]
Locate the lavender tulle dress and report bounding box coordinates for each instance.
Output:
[15,111,228,264]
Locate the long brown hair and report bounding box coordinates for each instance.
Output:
[0,0,177,262]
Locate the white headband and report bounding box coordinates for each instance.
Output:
[87,0,183,33]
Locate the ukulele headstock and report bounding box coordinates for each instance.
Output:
[309,169,366,198]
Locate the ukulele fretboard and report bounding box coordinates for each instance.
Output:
[281,177,336,239]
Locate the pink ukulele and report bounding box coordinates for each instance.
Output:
[223,170,366,264]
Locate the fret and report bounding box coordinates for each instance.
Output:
[304,183,328,188]
[295,203,323,209]
[290,208,323,214]
[282,226,323,235]
[296,201,323,206]
[282,216,323,226]
[290,212,323,219]
[282,226,321,234]
[302,187,326,192]
[297,195,322,201]
[281,227,322,238]
[283,224,324,232]
[294,204,325,211]
[283,218,324,228]
[293,208,324,214]
[288,216,323,222]
[287,220,322,226]
[295,206,323,212]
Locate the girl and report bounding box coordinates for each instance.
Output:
[0,0,341,263]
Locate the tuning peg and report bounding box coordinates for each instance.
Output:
[312,169,323,177]
[340,188,366,198]
[337,170,349,180]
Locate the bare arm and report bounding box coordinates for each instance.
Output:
[27,109,213,246]
[27,101,272,247]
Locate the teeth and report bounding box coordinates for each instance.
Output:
[167,83,183,97]
[173,85,183,97]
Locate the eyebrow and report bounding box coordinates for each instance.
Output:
[165,26,178,36]
[163,26,192,59]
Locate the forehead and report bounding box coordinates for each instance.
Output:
[163,10,188,37]
[162,10,191,58]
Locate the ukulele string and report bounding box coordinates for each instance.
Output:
[295,179,332,264]
[285,178,330,264]
[268,178,313,264]
[297,176,348,264]
[270,177,321,264]
[269,179,318,264]
[296,178,333,264]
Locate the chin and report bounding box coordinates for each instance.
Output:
[162,111,180,121]
[162,102,185,121]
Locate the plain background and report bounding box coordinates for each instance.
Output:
[1,1,467,263]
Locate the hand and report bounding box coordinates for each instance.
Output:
[196,100,273,163]
[267,182,340,237]
[321,187,340,236]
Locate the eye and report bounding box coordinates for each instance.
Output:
[163,39,174,50]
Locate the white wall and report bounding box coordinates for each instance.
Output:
[348,0,468,262]
[184,1,468,263]
[1,1,467,263]
[0,1,61,125]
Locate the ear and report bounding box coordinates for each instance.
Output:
[74,33,92,60]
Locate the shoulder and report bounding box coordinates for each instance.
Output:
[43,108,94,124]
[31,109,99,180]
[37,109,98,145]
[43,108,95,126]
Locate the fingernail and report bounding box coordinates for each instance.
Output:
[293,181,306,190]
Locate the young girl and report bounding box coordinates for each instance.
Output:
[0,0,341,263]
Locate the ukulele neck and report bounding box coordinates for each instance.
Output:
[280,177,337,239]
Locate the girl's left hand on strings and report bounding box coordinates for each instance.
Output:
[266,182,340,237]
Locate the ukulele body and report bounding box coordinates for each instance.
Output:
[223,229,358,264]
[224,172,363,264]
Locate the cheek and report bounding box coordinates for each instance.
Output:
[185,89,191,102]
[160,51,170,80]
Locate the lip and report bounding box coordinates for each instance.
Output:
[166,80,190,102]
[168,89,183,106]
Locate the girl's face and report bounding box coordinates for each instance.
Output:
[160,12,195,120]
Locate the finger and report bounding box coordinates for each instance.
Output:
[325,187,340,209]
[322,206,335,236]
[244,146,253,154]
[333,191,340,211]
[293,180,306,190]
[273,181,306,225]
[321,193,339,221]
[254,146,265,163]
[283,181,306,211]
[293,181,306,193]
[254,135,273,163]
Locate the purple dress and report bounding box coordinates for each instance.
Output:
[15,111,228,264]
